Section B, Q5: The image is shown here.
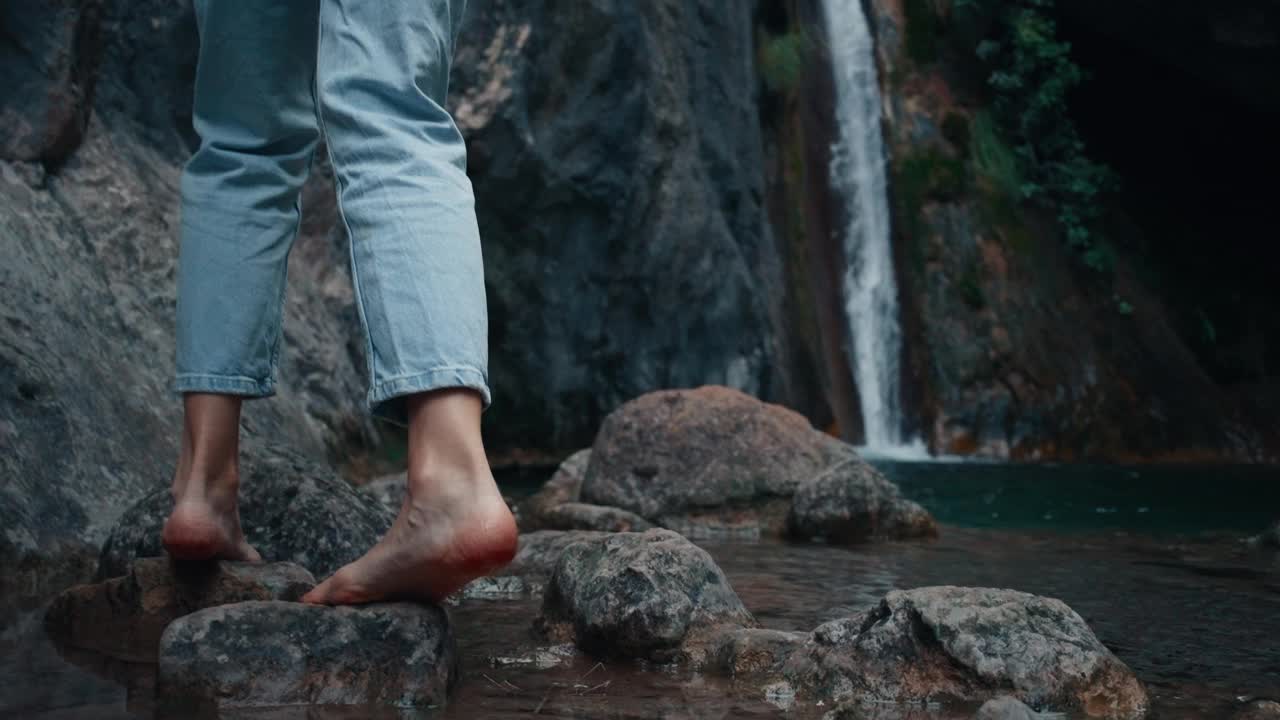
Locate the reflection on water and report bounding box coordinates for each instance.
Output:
[3,463,1278,719]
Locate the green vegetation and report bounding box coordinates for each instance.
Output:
[759,29,808,93]
[957,0,1114,271]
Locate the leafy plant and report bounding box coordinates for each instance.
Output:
[759,29,808,93]
[957,0,1114,271]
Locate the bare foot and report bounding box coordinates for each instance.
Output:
[164,392,259,563]
[301,472,518,605]
[162,492,261,563]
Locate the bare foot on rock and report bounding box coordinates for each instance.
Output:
[302,471,518,605]
[162,493,261,563]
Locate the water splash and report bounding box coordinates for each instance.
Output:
[820,0,926,457]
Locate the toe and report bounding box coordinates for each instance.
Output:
[300,577,333,605]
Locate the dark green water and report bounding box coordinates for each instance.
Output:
[3,461,1277,719]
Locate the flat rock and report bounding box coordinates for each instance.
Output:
[98,450,394,580]
[784,586,1148,719]
[516,449,590,532]
[580,387,859,535]
[45,558,313,662]
[975,697,1042,719]
[536,528,754,663]
[787,459,938,543]
[157,600,456,712]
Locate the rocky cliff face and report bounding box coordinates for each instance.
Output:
[450,0,829,454]
[861,0,1278,460]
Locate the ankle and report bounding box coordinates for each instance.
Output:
[406,458,498,506]
[173,467,240,507]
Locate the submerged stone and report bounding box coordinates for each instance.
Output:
[157,600,456,712]
[711,627,806,676]
[536,529,755,663]
[44,558,313,662]
[784,586,1148,719]
[98,451,394,580]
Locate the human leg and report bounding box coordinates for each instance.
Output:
[302,0,515,603]
[166,0,322,561]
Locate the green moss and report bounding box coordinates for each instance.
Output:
[970,110,1021,198]
[759,29,808,93]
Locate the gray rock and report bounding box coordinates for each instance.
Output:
[0,0,102,162]
[98,446,394,580]
[711,627,806,676]
[451,0,837,454]
[515,449,590,531]
[361,471,407,516]
[787,459,938,543]
[1236,699,1280,720]
[975,697,1041,720]
[157,600,456,712]
[45,558,314,662]
[581,387,857,535]
[784,586,1148,719]
[536,529,755,663]
[506,530,609,579]
[540,503,655,533]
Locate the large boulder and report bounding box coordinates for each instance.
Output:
[0,0,103,162]
[158,601,456,712]
[98,446,394,580]
[579,386,934,539]
[787,459,937,543]
[450,0,836,453]
[45,558,314,662]
[536,529,755,663]
[507,530,608,579]
[783,587,1148,718]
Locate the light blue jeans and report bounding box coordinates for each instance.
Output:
[174,0,489,424]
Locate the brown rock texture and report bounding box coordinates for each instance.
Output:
[787,458,938,543]
[44,558,314,662]
[783,586,1148,718]
[515,449,590,531]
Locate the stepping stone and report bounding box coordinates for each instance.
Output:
[157,601,456,712]
[44,558,314,662]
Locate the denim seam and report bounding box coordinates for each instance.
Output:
[312,19,379,403]
[174,372,275,396]
[368,366,491,407]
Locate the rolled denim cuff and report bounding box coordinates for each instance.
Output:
[173,372,275,397]
[368,365,492,427]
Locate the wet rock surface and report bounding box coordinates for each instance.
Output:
[974,696,1042,719]
[711,627,805,676]
[157,600,456,712]
[787,459,938,543]
[1251,521,1280,549]
[538,503,655,533]
[1237,699,1280,720]
[580,387,872,535]
[44,558,313,662]
[537,529,755,663]
[98,447,394,580]
[784,586,1148,718]
[506,530,608,579]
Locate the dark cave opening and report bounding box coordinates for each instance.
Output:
[1059,16,1280,387]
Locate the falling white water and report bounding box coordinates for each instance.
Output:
[820,0,927,458]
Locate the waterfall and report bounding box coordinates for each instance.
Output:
[820,0,926,457]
